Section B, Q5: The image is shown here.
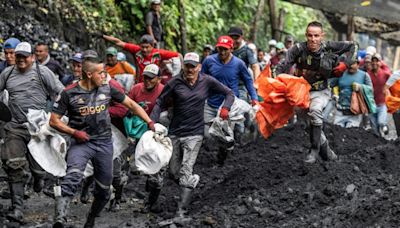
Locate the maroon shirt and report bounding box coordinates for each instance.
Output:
[368,69,391,105]
[128,82,164,115]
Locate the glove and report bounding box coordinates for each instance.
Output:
[251,99,258,106]
[352,83,361,92]
[219,107,229,120]
[333,62,347,77]
[72,130,90,143]
[147,121,155,131]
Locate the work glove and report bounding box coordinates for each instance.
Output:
[72,130,90,143]
[251,99,258,106]
[219,107,230,120]
[352,82,361,92]
[333,62,347,77]
[147,121,156,132]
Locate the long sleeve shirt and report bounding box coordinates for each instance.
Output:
[201,53,257,108]
[150,72,234,137]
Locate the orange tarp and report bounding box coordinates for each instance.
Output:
[255,74,311,139]
[386,80,400,113]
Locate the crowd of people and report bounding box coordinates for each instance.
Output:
[0,1,399,227]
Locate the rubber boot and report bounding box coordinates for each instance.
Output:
[33,176,44,193]
[305,125,322,163]
[216,147,228,166]
[6,182,25,223]
[146,187,162,213]
[176,187,193,217]
[319,140,337,161]
[53,196,72,228]
[83,197,109,228]
[108,184,123,212]
[80,176,94,204]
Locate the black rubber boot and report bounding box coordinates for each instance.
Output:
[319,140,337,161]
[6,182,25,223]
[108,184,124,212]
[80,176,94,204]
[176,187,193,217]
[305,125,322,163]
[53,196,72,228]
[147,187,162,213]
[84,197,109,228]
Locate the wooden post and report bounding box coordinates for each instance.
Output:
[393,46,400,71]
[250,0,265,43]
[346,15,354,41]
[268,0,278,40]
[277,8,286,41]
[178,0,187,54]
[376,38,382,54]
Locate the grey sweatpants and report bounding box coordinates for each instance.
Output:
[308,89,331,126]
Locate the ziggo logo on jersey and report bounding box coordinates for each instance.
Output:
[79,105,106,116]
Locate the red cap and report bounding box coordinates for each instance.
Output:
[215,36,233,49]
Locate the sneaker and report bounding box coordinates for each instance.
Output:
[382,125,389,135]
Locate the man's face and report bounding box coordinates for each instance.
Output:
[71,61,82,78]
[89,64,107,87]
[183,63,200,80]
[217,46,232,62]
[202,48,211,57]
[285,40,293,49]
[365,61,372,71]
[4,48,16,65]
[34,45,48,62]
[371,59,380,71]
[106,54,117,66]
[143,75,159,90]
[230,35,242,49]
[348,62,359,74]
[140,43,153,57]
[151,3,161,12]
[257,51,265,62]
[305,26,324,53]
[16,54,34,72]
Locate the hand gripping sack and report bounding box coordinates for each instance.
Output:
[135,124,172,175]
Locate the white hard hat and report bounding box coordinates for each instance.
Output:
[151,0,161,4]
[366,46,376,56]
[268,39,277,46]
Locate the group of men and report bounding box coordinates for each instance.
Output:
[0,18,397,228]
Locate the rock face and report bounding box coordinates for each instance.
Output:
[0,0,96,67]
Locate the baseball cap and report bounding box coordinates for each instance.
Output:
[151,0,161,4]
[106,47,118,56]
[183,52,200,66]
[140,34,155,44]
[4,38,21,49]
[143,64,160,78]
[117,52,126,61]
[15,42,32,56]
[275,42,285,50]
[215,36,233,49]
[71,53,83,63]
[364,54,372,62]
[82,49,99,59]
[268,39,277,46]
[228,27,243,36]
[366,46,376,56]
[203,44,214,51]
[372,53,382,61]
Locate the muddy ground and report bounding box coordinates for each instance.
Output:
[0,123,399,228]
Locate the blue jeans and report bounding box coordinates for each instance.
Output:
[61,139,113,198]
[369,104,388,135]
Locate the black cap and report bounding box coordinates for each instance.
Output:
[285,35,294,42]
[82,49,101,62]
[140,34,155,44]
[228,27,243,36]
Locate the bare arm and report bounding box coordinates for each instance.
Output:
[121,96,152,124]
[49,112,76,136]
[146,25,156,42]
[251,63,260,80]
[103,35,126,48]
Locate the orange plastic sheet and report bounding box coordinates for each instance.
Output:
[386,80,400,113]
[254,64,272,90]
[255,74,311,138]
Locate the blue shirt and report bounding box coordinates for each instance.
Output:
[335,69,372,110]
[201,53,257,108]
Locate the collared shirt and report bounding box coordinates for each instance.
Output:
[368,68,391,105]
[150,72,234,137]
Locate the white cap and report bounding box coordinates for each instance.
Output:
[143,64,160,78]
[151,0,161,4]
[268,39,277,46]
[366,46,376,56]
[15,42,32,56]
[183,52,200,66]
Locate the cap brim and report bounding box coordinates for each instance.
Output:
[228,33,242,36]
[143,72,157,78]
[71,57,83,63]
[106,52,117,56]
[184,60,199,66]
[215,44,232,49]
[15,51,31,57]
